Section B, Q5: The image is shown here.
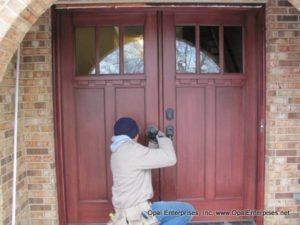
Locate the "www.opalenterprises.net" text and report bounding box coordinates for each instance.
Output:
[147,209,291,217]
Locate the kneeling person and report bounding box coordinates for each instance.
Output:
[109,117,194,225]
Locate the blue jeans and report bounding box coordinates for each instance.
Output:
[151,201,195,225]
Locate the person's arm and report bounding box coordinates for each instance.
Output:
[134,136,177,170]
[148,140,158,149]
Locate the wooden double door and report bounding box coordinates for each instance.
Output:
[56,7,263,224]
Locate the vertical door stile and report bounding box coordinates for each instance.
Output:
[161,12,177,200]
[157,11,164,134]
[157,11,164,200]
[145,12,160,200]
[243,11,258,210]
[145,12,159,127]
[61,12,79,222]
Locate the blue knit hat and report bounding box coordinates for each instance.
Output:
[114,117,139,138]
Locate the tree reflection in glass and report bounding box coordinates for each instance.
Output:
[176,26,196,73]
[99,26,119,74]
[124,26,144,74]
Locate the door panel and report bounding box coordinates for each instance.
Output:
[215,86,244,198]
[176,87,206,200]
[59,11,158,223]
[75,89,107,201]
[161,11,259,221]
[116,88,145,124]
[115,87,146,143]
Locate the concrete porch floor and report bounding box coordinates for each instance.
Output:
[69,220,255,225]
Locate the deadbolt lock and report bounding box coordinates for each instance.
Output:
[165,108,174,121]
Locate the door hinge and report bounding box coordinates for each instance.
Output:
[259,119,265,133]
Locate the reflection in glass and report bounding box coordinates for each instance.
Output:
[99,27,120,74]
[75,27,95,75]
[124,26,144,74]
[224,27,243,73]
[200,26,220,73]
[176,26,196,73]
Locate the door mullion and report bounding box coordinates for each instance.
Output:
[157,11,164,200]
[119,26,124,75]
[158,11,164,135]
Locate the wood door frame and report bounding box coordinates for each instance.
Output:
[52,6,67,225]
[52,5,266,225]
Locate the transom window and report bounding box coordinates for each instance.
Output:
[176,25,243,74]
[75,26,144,76]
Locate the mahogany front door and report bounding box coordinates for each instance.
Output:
[55,7,262,224]
[160,10,260,221]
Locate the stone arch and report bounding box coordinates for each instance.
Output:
[0,0,56,81]
[289,0,300,11]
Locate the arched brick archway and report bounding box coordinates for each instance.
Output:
[289,0,300,11]
[0,0,56,81]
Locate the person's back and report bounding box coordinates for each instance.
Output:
[109,117,194,225]
[111,141,153,209]
[111,134,176,209]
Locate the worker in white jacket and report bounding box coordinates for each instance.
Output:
[110,117,195,225]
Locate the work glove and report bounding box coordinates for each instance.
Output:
[148,131,165,148]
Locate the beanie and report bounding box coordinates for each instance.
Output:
[114,117,139,139]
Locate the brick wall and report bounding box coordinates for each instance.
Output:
[0,61,14,224]
[265,0,300,224]
[0,56,29,225]
[21,10,58,225]
[0,10,58,225]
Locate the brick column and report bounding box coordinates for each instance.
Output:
[0,9,58,225]
[265,0,300,224]
[21,10,58,225]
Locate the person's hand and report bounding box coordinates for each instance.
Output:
[157,130,166,138]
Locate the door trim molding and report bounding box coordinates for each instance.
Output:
[55,1,267,9]
[255,6,266,225]
[52,6,266,225]
[52,6,68,225]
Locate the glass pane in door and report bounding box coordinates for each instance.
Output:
[98,26,120,75]
[124,26,144,74]
[176,26,196,73]
[75,27,96,75]
[200,26,220,73]
[224,26,243,73]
